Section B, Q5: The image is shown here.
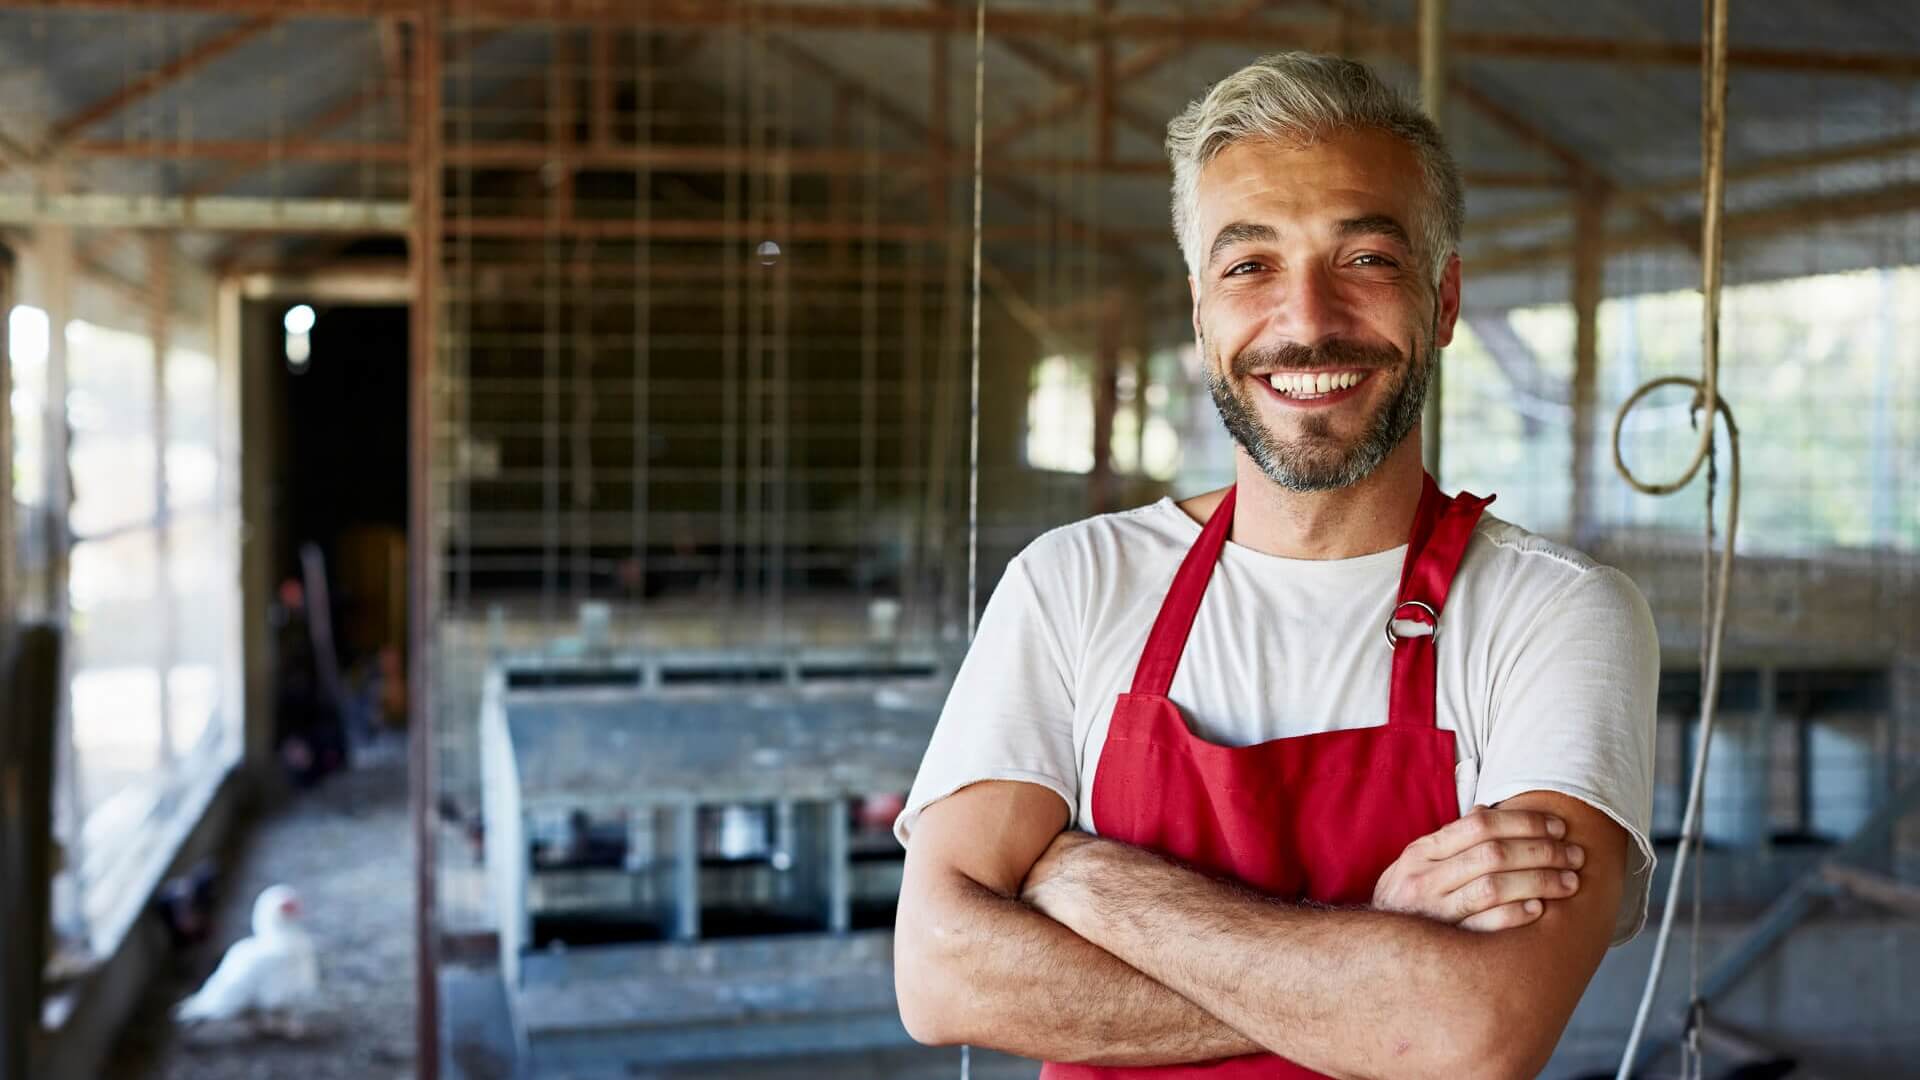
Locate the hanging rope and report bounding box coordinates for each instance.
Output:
[1614,0,1741,1075]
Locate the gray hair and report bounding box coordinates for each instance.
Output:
[1166,52,1464,285]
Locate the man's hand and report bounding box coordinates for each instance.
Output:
[1371,804,1586,931]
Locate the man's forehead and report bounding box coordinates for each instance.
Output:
[1193,131,1423,229]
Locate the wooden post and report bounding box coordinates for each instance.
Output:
[407,6,444,1077]
[147,235,176,768]
[1089,290,1120,515]
[0,245,12,623]
[1569,180,1606,541]
[1093,0,1114,167]
[1418,0,1447,479]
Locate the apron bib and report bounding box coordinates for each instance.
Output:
[1041,474,1493,1079]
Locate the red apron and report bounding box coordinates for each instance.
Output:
[1042,473,1493,1079]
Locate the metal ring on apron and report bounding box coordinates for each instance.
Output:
[1383,599,1440,648]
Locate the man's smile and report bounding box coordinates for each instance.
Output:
[1252,368,1375,406]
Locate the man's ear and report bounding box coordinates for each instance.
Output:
[1433,253,1462,348]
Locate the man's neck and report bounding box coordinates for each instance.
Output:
[1223,435,1427,560]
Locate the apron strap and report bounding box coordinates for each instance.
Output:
[1130,486,1236,696]
[1386,473,1495,729]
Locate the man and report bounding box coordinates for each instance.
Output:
[891,52,1657,1080]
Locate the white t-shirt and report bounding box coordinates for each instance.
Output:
[895,496,1660,944]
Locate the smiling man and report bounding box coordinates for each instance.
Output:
[892,53,1658,1080]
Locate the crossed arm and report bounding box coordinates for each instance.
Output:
[894,780,1628,1080]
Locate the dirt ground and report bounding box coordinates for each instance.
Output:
[104,741,417,1080]
[99,738,1038,1079]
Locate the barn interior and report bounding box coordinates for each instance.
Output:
[0,2,1916,1078]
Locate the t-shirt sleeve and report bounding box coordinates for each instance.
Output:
[1473,565,1660,945]
[892,551,1080,848]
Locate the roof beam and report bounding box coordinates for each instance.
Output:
[977,0,1270,157]
[763,34,1168,277]
[1467,178,1920,274]
[40,15,280,153]
[1448,75,1698,254]
[185,25,500,199]
[62,137,1589,191]
[1471,131,1920,238]
[0,191,409,231]
[24,2,1920,78]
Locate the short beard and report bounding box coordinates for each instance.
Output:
[1204,335,1432,493]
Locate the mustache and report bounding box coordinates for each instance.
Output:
[1228,338,1406,378]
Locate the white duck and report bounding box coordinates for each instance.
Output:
[173,884,321,1037]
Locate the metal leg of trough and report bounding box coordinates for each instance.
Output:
[674,801,700,942]
[828,796,851,934]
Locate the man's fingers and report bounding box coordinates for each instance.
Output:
[1416,808,1568,861]
[1458,899,1545,933]
[1423,837,1586,896]
[1448,868,1582,922]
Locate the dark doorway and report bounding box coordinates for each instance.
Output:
[253,299,410,779]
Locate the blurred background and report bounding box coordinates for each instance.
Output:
[0,2,1914,1078]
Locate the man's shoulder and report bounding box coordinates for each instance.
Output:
[1014,498,1193,577]
[1464,514,1654,634]
[1468,513,1605,582]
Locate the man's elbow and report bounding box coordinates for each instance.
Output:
[893,904,976,1047]
[894,957,962,1047]
[1445,988,1567,1080]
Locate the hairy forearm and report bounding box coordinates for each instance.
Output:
[896,869,1263,1066]
[1031,838,1552,1080]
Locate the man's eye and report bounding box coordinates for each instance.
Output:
[1351,253,1398,268]
[1226,261,1262,276]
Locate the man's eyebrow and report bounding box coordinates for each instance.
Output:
[1206,222,1278,268]
[1336,214,1413,249]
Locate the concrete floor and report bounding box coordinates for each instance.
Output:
[102,743,417,1080]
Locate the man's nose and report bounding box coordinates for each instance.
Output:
[1273,263,1354,349]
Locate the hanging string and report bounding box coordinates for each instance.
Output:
[1614,0,1741,1075]
[966,0,986,640]
[961,3,987,1078]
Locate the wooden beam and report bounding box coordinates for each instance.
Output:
[41,15,281,153]
[440,215,1164,244]
[989,32,1160,148]
[1568,181,1606,541]
[589,26,613,149]
[184,27,499,199]
[764,35,1165,277]
[22,2,1920,78]
[1305,0,1696,254]
[1418,0,1445,477]
[1823,863,1920,919]
[1093,0,1115,167]
[1469,131,1920,239]
[74,138,412,163]
[1469,178,1920,273]
[974,0,1269,156]
[406,3,442,1078]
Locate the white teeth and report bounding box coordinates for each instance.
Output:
[1266,371,1365,396]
